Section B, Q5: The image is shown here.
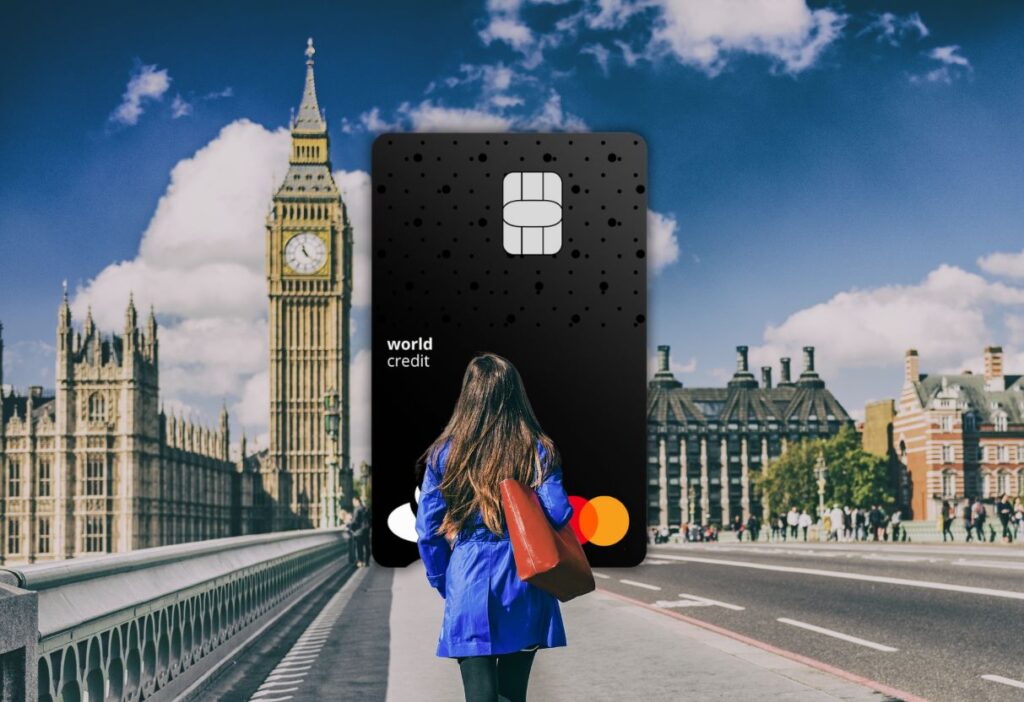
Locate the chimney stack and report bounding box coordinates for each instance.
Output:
[984,346,1005,391]
[802,346,816,373]
[761,366,772,389]
[736,345,750,373]
[904,349,919,383]
[651,344,682,388]
[779,357,792,385]
[657,345,671,374]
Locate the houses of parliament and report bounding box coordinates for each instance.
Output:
[0,39,353,564]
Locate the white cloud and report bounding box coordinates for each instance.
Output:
[72,119,371,464]
[110,63,172,126]
[930,45,970,68]
[646,0,846,75]
[648,209,680,274]
[912,44,971,84]
[358,107,399,133]
[581,43,612,73]
[858,12,928,46]
[350,348,371,469]
[399,100,514,131]
[523,91,587,130]
[978,250,1024,279]
[480,17,534,49]
[748,264,1024,378]
[171,94,193,119]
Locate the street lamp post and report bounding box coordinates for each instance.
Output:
[323,390,341,527]
[814,450,827,527]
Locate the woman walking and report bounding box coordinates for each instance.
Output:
[416,353,573,702]
[941,500,955,542]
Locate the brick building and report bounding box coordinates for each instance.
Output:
[894,346,1024,520]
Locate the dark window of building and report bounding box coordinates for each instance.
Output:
[6,518,20,554]
[37,517,51,554]
[6,458,21,497]
[87,393,107,422]
[38,458,52,498]
[85,457,106,496]
[84,516,105,553]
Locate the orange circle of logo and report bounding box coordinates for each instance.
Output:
[569,495,629,546]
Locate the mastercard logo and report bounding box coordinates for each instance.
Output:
[568,495,629,546]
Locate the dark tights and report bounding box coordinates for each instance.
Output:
[458,650,536,702]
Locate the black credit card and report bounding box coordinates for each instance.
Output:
[371,132,647,567]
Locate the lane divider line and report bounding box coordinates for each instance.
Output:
[776,618,898,652]
[592,572,611,579]
[676,592,745,611]
[597,587,930,702]
[619,579,661,591]
[647,553,1024,601]
[982,674,1024,690]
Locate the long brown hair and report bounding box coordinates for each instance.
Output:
[420,353,559,538]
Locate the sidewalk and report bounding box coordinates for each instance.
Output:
[386,562,893,701]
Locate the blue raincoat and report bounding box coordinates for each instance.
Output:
[415,440,573,658]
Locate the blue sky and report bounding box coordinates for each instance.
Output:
[3,1,1024,460]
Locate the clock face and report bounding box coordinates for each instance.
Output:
[285,232,327,274]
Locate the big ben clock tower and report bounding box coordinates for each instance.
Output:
[265,38,352,531]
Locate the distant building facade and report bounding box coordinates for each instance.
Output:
[861,399,910,511]
[0,297,257,565]
[894,346,1024,520]
[647,345,853,528]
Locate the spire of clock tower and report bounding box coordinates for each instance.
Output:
[293,38,327,135]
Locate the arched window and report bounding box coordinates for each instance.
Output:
[941,470,956,498]
[994,413,1008,432]
[997,470,1010,497]
[87,393,107,422]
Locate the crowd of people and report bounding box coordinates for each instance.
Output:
[757,505,906,543]
[940,495,1024,543]
[649,496,1024,545]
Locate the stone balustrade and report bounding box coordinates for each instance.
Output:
[0,529,350,701]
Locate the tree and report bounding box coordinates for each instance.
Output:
[756,425,895,517]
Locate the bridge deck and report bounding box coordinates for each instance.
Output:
[230,560,886,702]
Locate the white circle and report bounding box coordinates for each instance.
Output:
[285,232,327,274]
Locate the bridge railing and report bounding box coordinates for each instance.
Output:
[0,529,350,702]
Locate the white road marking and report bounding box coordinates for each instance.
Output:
[676,592,745,610]
[247,568,368,702]
[954,559,1024,571]
[592,571,611,579]
[777,618,897,652]
[648,553,1024,601]
[655,599,710,609]
[643,559,672,565]
[619,579,662,591]
[982,674,1024,689]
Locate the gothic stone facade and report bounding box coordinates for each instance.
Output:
[647,345,853,528]
[894,346,1024,520]
[0,298,255,565]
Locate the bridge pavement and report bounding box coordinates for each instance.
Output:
[236,559,897,701]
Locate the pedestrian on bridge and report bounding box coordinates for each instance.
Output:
[415,353,574,702]
[941,500,955,542]
[798,510,812,541]
[962,499,974,542]
[787,507,800,540]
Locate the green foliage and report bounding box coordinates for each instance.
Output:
[756,425,895,517]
